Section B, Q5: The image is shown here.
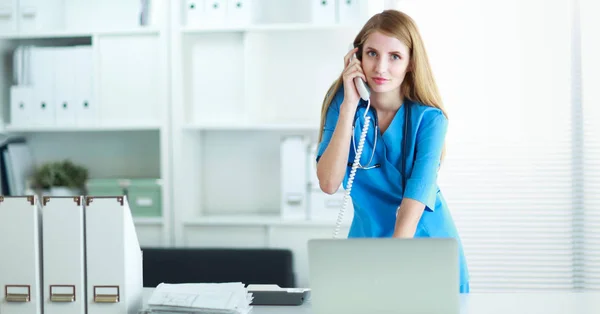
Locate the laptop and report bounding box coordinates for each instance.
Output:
[307,238,460,314]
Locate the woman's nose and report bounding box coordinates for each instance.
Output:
[375,58,387,74]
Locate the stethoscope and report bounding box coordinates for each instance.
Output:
[348,101,411,188]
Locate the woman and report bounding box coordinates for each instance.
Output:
[315,9,470,293]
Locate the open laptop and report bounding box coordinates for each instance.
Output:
[307,238,460,314]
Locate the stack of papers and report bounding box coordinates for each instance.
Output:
[144,282,253,314]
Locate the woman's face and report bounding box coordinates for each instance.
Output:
[360,31,411,94]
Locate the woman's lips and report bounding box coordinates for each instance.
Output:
[372,77,388,85]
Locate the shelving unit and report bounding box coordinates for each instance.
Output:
[0,28,160,40]
[0,0,172,248]
[180,22,353,33]
[170,0,382,287]
[0,0,384,288]
[2,122,162,133]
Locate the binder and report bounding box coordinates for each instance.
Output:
[337,0,366,25]
[10,85,34,126]
[306,143,353,222]
[311,0,336,25]
[0,195,43,314]
[226,0,252,26]
[30,46,55,126]
[280,136,308,220]
[185,0,205,27]
[204,0,227,25]
[0,0,18,33]
[18,0,64,33]
[41,196,85,314]
[85,196,143,314]
[74,46,96,126]
[54,48,77,126]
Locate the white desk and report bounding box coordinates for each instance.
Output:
[143,288,600,314]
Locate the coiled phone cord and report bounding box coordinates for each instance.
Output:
[333,100,371,239]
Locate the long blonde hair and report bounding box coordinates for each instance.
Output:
[318,9,448,160]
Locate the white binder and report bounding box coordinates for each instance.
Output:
[337,0,367,25]
[30,46,55,126]
[18,0,64,33]
[10,85,34,126]
[0,0,18,33]
[41,196,85,314]
[226,0,251,25]
[306,143,353,222]
[53,48,77,126]
[203,0,227,25]
[281,136,308,220]
[85,196,143,314]
[185,0,205,27]
[0,195,43,314]
[311,0,336,25]
[74,46,96,126]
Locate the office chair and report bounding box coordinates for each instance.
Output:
[141,247,296,288]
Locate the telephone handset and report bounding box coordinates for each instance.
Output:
[332,45,372,238]
[350,44,370,101]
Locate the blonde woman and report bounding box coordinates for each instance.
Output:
[316,9,470,293]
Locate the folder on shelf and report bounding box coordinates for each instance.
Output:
[306,143,353,222]
[30,46,56,126]
[17,0,65,33]
[2,140,35,196]
[0,195,43,314]
[10,85,34,126]
[73,46,96,126]
[310,0,336,25]
[203,0,227,25]
[54,47,77,126]
[280,136,308,220]
[0,0,18,33]
[226,0,252,25]
[85,195,143,314]
[41,196,85,314]
[337,0,365,24]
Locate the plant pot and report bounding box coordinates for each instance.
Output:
[49,186,81,196]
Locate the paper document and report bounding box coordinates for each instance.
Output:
[146,282,253,314]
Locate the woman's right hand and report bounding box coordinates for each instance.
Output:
[341,47,366,110]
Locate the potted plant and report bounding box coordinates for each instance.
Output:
[30,160,89,196]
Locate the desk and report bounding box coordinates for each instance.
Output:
[142,288,600,314]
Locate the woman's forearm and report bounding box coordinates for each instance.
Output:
[317,101,356,194]
[393,198,426,238]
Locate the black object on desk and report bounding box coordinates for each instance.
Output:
[247,284,310,306]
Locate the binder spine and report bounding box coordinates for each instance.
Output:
[0,195,43,314]
[42,196,86,314]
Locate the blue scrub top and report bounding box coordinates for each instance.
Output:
[316,87,470,293]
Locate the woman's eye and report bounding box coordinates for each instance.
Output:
[367,51,377,57]
[392,54,401,60]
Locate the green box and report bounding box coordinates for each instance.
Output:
[86,178,127,197]
[127,179,162,217]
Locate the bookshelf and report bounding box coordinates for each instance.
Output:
[0,0,172,248]
[169,0,382,287]
[0,0,384,288]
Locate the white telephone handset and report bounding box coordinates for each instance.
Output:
[332,45,372,238]
[350,44,370,101]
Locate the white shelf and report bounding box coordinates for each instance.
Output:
[184,215,348,228]
[183,121,318,131]
[3,122,162,133]
[181,23,356,34]
[133,217,165,225]
[0,27,160,39]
